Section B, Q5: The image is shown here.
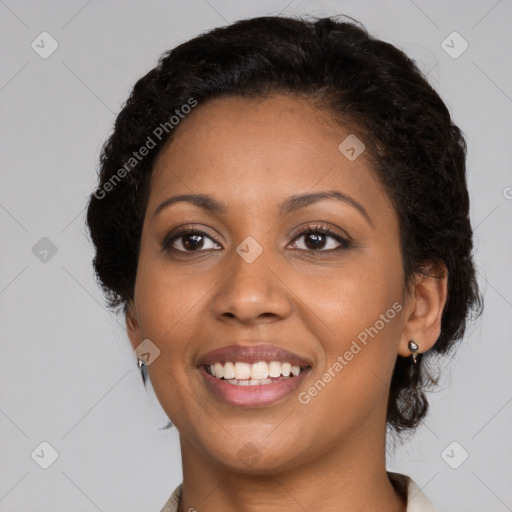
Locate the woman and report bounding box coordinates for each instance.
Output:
[86,15,482,512]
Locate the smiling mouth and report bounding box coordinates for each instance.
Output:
[198,360,312,407]
[203,360,310,386]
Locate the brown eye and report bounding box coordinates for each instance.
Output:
[291,226,351,252]
[163,228,222,252]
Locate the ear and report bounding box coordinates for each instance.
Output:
[398,260,448,358]
[125,300,143,352]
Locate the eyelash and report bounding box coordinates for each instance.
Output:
[162,224,352,254]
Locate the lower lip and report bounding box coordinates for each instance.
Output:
[198,365,311,407]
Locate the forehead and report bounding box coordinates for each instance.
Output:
[149,94,394,224]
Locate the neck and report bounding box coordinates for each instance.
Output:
[176,416,406,512]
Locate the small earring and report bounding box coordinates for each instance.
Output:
[408,340,419,364]
[137,357,147,385]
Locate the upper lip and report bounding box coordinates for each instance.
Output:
[197,343,313,368]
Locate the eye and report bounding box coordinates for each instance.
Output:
[162,223,351,255]
[162,227,222,252]
[289,224,351,252]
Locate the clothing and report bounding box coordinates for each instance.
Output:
[159,471,437,511]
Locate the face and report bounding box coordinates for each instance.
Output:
[127,94,413,473]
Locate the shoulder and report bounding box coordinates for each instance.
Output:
[388,472,438,512]
[159,482,182,512]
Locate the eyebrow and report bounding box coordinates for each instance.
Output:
[153,190,372,225]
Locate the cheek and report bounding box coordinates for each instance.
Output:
[133,245,210,338]
[290,247,404,337]
[296,290,403,439]
[289,251,404,416]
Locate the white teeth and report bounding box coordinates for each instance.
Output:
[225,377,282,386]
[234,362,252,380]
[281,362,291,377]
[291,365,301,376]
[251,361,268,379]
[223,361,235,379]
[268,361,282,377]
[214,362,224,379]
[207,360,305,380]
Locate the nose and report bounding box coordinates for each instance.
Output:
[209,242,293,326]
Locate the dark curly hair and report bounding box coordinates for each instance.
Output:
[86,14,483,435]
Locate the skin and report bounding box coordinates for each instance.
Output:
[125,94,448,512]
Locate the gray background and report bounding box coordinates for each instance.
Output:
[1,0,511,510]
